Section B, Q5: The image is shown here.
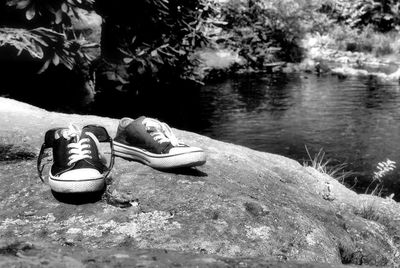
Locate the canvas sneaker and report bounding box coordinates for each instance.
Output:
[37,124,114,193]
[113,116,206,169]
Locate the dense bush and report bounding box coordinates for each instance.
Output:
[216,0,331,69]
[94,0,216,93]
[322,0,400,32]
[314,0,400,56]
[0,0,101,111]
[329,24,400,55]
[0,0,94,73]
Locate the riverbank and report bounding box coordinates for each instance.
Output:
[297,34,400,81]
[1,97,400,266]
[197,34,400,83]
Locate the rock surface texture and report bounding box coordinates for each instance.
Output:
[1,97,400,267]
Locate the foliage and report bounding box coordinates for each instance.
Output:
[4,0,94,26]
[373,159,396,179]
[0,27,93,73]
[328,23,397,55]
[365,159,397,195]
[216,0,330,69]
[0,0,95,73]
[217,0,281,68]
[311,0,400,60]
[94,0,217,90]
[322,0,400,32]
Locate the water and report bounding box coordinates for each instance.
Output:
[189,73,400,197]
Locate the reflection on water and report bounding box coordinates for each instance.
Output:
[192,73,400,198]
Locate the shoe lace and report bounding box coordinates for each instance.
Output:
[64,124,100,166]
[142,118,182,146]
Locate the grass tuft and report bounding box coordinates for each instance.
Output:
[354,202,392,229]
[303,145,353,182]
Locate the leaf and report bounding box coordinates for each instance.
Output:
[33,42,44,58]
[61,3,68,13]
[30,34,49,47]
[150,50,158,57]
[55,9,63,24]
[116,74,129,84]
[137,65,146,75]
[383,14,393,20]
[38,59,51,74]
[26,6,36,20]
[6,0,19,7]
[52,54,60,66]
[148,61,158,73]
[123,57,133,64]
[17,0,31,9]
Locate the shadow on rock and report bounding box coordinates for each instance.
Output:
[155,167,208,177]
[0,144,37,161]
[0,241,35,257]
[51,188,105,205]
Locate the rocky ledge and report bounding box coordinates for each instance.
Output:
[1,97,400,267]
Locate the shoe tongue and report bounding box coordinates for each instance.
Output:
[53,129,74,143]
[54,129,62,140]
[59,124,82,141]
[142,118,164,133]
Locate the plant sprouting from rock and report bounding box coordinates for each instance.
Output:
[366,159,396,196]
[373,159,396,181]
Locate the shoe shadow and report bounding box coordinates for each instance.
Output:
[51,187,106,205]
[155,167,208,177]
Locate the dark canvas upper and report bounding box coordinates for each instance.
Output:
[112,116,206,170]
[51,128,106,176]
[114,116,174,154]
[51,129,72,175]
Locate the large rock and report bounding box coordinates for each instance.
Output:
[1,97,400,267]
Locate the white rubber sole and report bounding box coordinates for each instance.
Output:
[49,169,105,193]
[113,141,206,169]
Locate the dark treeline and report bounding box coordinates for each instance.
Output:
[1,0,400,109]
